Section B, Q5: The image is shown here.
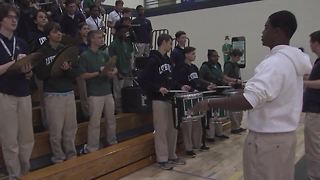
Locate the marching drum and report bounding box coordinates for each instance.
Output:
[171,91,205,129]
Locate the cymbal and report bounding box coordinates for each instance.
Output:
[101,56,117,76]
[50,46,79,77]
[7,52,44,74]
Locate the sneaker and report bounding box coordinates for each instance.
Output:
[238,128,247,133]
[186,151,196,158]
[168,157,186,165]
[206,138,215,142]
[200,145,210,151]
[158,162,174,170]
[79,144,89,155]
[216,134,230,139]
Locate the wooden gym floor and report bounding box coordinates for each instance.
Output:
[121,113,306,180]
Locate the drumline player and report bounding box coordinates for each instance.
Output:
[138,34,190,170]
[34,22,78,164]
[223,49,246,134]
[0,3,34,179]
[174,46,215,157]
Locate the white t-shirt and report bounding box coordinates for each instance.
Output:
[243,45,312,133]
[86,16,104,30]
[107,10,122,26]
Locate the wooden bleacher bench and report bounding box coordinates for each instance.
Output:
[22,133,155,180]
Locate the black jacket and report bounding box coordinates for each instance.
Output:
[174,62,209,91]
[138,50,182,101]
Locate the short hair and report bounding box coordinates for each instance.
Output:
[87,30,102,45]
[44,22,61,36]
[175,31,186,39]
[65,0,76,6]
[33,9,48,21]
[229,49,243,57]
[122,7,131,14]
[310,30,320,44]
[268,10,297,39]
[78,22,88,30]
[0,3,19,22]
[157,34,172,47]
[89,5,99,12]
[136,5,143,10]
[115,0,123,6]
[207,49,217,56]
[184,46,196,54]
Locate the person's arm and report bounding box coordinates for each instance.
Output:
[191,60,284,113]
[0,61,15,76]
[304,80,320,89]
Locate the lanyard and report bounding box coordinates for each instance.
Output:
[0,36,16,61]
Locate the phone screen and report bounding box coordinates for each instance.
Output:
[232,36,246,68]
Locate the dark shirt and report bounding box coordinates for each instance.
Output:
[34,42,77,92]
[0,33,30,96]
[16,6,37,42]
[199,61,224,85]
[303,58,320,113]
[170,45,185,68]
[174,62,209,91]
[132,16,152,43]
[224,61,241,79]
[138,50,182,101]
[30,28,47,52]
[60,13,85,37]
[78,42,89,55]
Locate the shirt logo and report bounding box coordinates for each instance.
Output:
[45,55,55,65]
[38,37,47,45]
[159,64,171,74]
[188,72,198,81]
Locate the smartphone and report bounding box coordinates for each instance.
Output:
[231,36,246,68]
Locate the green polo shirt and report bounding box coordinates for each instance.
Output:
[199,62,224,85]
[78,49,112,96]
[108,37,133,76]
[224,61,240,79]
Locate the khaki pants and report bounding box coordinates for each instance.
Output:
[229,111,243,130]
[135,43,151,57]
[0,93,34,179]
[206,117,224,138]
[305,113,320,179]
[152,100,178,162]
[113,76,132,112]
[243,130,296,180]
[87,95,117,152]
[44,93,77,163]
[76,77,89,117]
[181,119,202,151]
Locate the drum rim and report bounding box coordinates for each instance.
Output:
[182,114,205,121]
[175,92,203,98]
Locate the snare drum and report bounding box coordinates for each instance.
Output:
[172,92,205,129]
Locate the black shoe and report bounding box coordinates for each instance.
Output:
[206,138,215,142]
[186,151,196,158]
[216,134,230,139]
[231,129,241,134]
[200,145,210,151]
[238,128,247,133]
[158,162,174,170]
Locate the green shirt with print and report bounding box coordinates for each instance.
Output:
[78,49,112,96]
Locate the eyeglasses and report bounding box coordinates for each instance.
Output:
[6,15,18,20]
